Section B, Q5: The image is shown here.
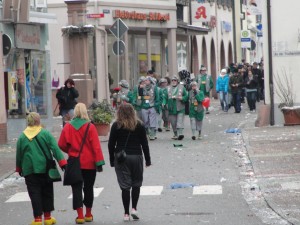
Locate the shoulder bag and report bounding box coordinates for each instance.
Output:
[115,132,130,163]
[35,137,62,183]
[63,122,90,186]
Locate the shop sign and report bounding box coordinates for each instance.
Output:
[241,30,251,48]
[209,16,216,29]
[87,13,104,18]
[15,24,40,50]
[8,71,18,110]
[113,10,170,22]
[221,21,232,33]
[191,2,210,23]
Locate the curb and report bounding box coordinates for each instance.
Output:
[0,169,15,182]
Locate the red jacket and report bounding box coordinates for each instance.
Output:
[58,122,105,169]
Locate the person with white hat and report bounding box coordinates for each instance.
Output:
[162,75,188,140]
[188,81,205,140]
[195,66,214,114]
[216,68,230,112]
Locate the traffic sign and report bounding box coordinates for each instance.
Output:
[109,18,128,39]
[112,40,125,56]
[3,34,12,56]
[241,30,251,48]
[87,14,104,18]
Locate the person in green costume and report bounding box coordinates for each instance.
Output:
[195,67,214,114]
[188,81,205,140]
[162,75,188,140]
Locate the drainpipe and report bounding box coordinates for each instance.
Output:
[232,0,237,63]
[94,1,109,101]
[189,0,193,73]
[267,0,274,125]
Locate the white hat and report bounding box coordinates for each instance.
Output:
[221,68,227,73]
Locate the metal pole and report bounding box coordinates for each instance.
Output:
[267,0,274,125]
[117,19,120,85]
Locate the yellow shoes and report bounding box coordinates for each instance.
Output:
[76,217,85,224]
[84,215,93,222]
[44,217,56,225]
[30,221,42,225]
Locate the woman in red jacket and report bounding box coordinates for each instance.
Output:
[58,103,105,224]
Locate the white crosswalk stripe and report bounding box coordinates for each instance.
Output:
[5,192,30,203]
[193,185,223,195]
[140,186,163,196]
[5,185,223,203]
[68,187,104,199]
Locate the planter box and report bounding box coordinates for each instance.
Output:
[94,123,110,136]
[282,108,300,126]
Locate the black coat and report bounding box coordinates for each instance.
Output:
[56,87,79,111]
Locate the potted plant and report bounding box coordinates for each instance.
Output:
[275,69,300,125]
[88,100,114,136]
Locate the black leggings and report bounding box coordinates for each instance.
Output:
[122,187,140,215]
[71,169,96,210]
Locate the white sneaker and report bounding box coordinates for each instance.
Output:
[123,214,130,222]
[131,209,139,220]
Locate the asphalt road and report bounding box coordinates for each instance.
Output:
[0,102,275,225]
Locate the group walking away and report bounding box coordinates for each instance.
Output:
[16,103,151,224]
[114,68,212,142]
[216,60,264,114]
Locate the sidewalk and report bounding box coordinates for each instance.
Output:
[242,125,300,224]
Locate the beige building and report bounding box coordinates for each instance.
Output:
[47,0,209,105]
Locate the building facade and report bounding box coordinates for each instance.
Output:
[48,0,210,105]
[0,0,56,143]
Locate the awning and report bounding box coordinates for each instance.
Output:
[177,23,209,35]
[29,11,57,24]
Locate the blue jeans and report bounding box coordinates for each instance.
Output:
[246,91,257,111]
[232,91,241,113]
[219,91,228,111]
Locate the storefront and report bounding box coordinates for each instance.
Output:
[3,23,51,118]
[95,3,177,89]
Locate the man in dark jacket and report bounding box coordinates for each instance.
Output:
[252,62,262,102]
[229,68,243,113]
[56,78,79,126]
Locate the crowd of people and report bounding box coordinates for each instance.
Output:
[16,59,264,224]
[217,61,264,114]
[111,68,213,141]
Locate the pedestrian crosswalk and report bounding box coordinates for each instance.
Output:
[5,185,223,203]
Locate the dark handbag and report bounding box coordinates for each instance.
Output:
[115,132,130,163]
[35,138,62,183]
[63,123,90,186]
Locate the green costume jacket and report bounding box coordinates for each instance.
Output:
[196,73,214,96]
[16,127,67,177]
[189,89,205,121]
[162,84,188,115]
[132,85,143,111]
[141,85,160,110]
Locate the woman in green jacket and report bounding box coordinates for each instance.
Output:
[16,112,67,225]
[188,81,205,140]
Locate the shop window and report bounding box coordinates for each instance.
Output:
[177,41,187,71]
[26,51,47,115]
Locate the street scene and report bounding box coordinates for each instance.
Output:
[1,0,300,225]
[1,100,300,225]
